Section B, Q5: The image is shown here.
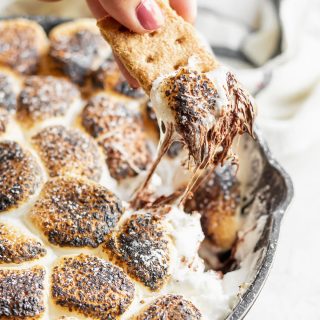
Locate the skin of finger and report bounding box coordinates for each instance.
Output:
[109,0,197,87]
[98,0,159,33]
[86,0,108,19]
[114,54,140,88]
[169,0,197,23]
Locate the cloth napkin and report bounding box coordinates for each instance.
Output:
[198,0,320,157]
[1,0,319,157]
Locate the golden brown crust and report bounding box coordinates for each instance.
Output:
[97,0,217,93]
[132,295,201,320]
[49,19,110,85]
[30,176,123,248]
[82,93,152,181]
[0,19,48,75]
[201,208,239,251]
[0,141,43,213]
[104,208,170,291]
[99,125,152,181]
[32,125,102,181]
[185,165,241,250]
[51,254,135,319]
[81,93,136,139]
[0,222,46,264]
[158,68,220,165]
[0,266,46,319]
[17,76,80,126]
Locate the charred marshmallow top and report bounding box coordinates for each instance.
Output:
[151,61,255,169]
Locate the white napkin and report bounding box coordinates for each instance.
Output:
[1,0,319,156]
[198,0,320,157]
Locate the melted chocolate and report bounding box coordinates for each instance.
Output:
[133,68,255,207]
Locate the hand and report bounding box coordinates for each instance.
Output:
[86,0,196,28]
[42,0,197,87]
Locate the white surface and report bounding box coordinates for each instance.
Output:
[247,138,320,320]
[248,2,320,317]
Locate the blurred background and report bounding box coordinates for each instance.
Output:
[1,0,319,318]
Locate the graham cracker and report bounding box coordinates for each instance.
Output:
[97,0,217,93]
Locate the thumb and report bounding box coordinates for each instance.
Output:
[170,0,197,23]
[98,0,165,33]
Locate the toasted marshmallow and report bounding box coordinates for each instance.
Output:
[0,19,48,74]
[0,140,43,213]
[104,206,171,291]
[82,93,152,181]
[32,125,102,182]
[29,176,123,248]
[0,266,46,319]
[0,67,21,113]
[51,254,135,319]
[0,221,46,264]
[17,76,81,131]
[132,294,201,320]
[185,165,241,251]
[49,19,111,85]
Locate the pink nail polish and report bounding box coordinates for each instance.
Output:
[136,0,164,30]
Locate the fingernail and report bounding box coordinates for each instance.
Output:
[136,0,164,30]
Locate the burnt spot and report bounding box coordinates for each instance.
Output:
[17,76,79,126]
[133,295,201,320]
[0,20,46,74]
[32,125,102,181]
[0,222,46,264]
[0,266,46,319]
[30,176,123,248]
[104,208,170,290]
[0,141,42,212]
[50,28,109,85]
[51,254,135,319]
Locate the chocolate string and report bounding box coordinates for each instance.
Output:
[131,123,174,208]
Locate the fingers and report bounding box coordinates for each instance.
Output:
[169,0,197,23]
[86,0,197,88]
[86,0,107,19]
[94,0,165,87]
[98,0,164,33]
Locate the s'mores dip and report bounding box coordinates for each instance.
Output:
[0,9,265,320]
